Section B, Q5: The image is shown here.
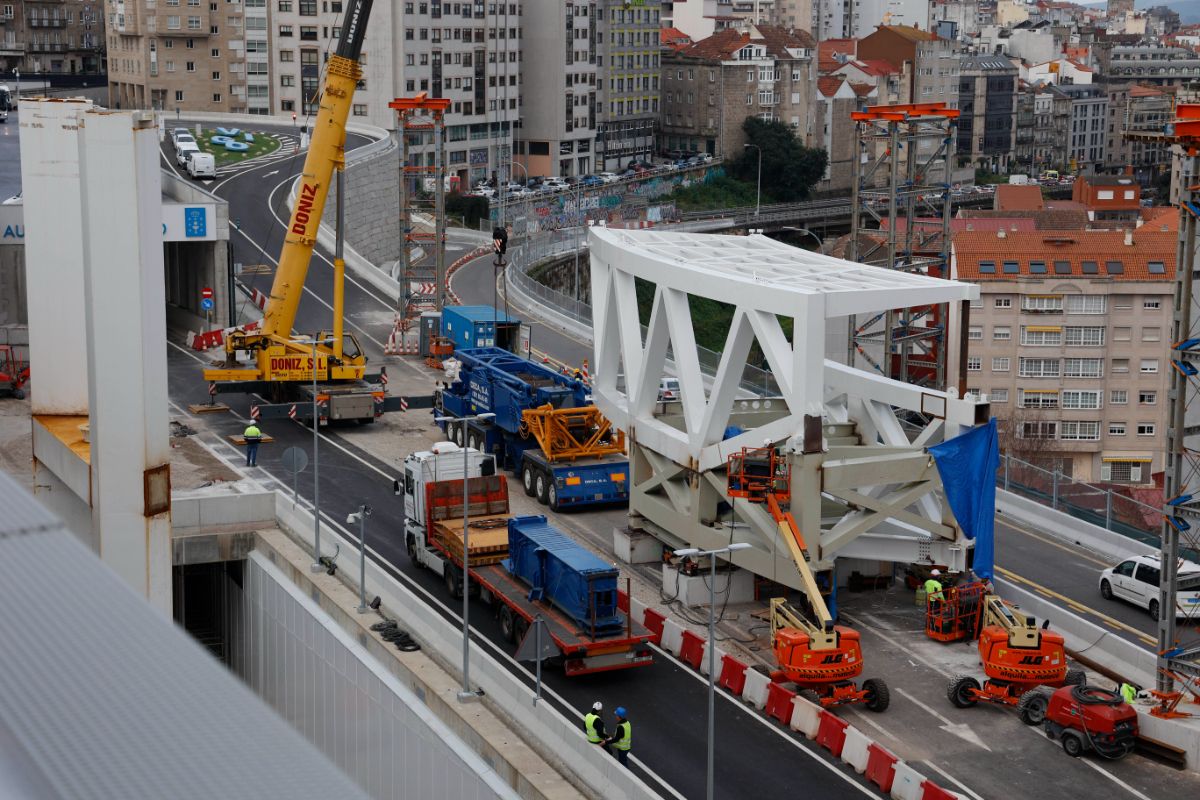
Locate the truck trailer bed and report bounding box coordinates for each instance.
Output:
[473,563,654,675]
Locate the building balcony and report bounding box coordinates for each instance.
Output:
[28,17,67,27]
[27,41,69,52]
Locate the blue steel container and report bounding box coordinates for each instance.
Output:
[504,515,623,635]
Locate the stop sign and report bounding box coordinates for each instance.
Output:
[201,287,213,300]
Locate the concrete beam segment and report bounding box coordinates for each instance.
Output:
[20,99,94,414]
[78,110,172,614]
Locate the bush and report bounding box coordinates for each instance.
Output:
[446,193,490,228]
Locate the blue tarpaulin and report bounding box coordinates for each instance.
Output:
[928,418,999,580]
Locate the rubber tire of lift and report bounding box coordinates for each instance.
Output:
[798,689,823,707]
[1061,731,1085,758]
[947,674,981,708]
[548,482,560,512]
[1017,687,1052,726]
[1149,598,1160,619]
[12,388,24,400]
[1099,579,1113,600]
[862,678,890,713]
[535,471,549,505]
[522,465,537,497]
[1063,668,1087,687]
[500,605,516,643]
[445,564,462,599]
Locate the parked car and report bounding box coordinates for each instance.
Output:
[580,174,603,187]
[658,377,680,401]
[186,151,216,179]
[171,128,194,148]
[543,177,569,191]
[175,141,200,167]
[1099,554,1200,618]
[597,172,620,184]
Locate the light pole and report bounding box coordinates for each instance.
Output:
[292,336,335,572]
[781,227,824,251]
[673,542,752,800]
[347,504,372,612]
[434,411,496,701]
[744,143,761,217]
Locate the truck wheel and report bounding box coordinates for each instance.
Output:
[513,616,529,644]
[862,678,890,712]
[468,432,481,451]
[1017,687,1051,725]
[444,565,462,599]
[522,465,536,497]
[947,674,980,708]
[535,472,549,505]
[454,423,466,447]
[1061,731,1085,758]
[500,606,516,642]
[548,482,560,512]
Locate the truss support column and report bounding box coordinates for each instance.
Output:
[434,112,446,313]
[883,121,900,379]
[847,118,864,368]
[398,112,411,293]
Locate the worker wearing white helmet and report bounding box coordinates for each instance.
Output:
[924,569,945,604]
[584,701,609,750]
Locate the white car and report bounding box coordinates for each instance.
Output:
[1099,554,1200,618]
[172,129,195,148]
[658,377,680,401]
[597,172,620,184]
[175,141,200,167]
[542,177,569,191]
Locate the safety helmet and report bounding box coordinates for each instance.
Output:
[930,569,941,576]
[592,701,603,712]
[615,706,627,717]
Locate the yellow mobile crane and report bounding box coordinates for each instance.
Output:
[204,0,394,424]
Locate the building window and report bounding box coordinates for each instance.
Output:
[1101,460,1144,483]
[968,326,982,341]
[278,24,292,35]
[186,60,195,71]
[280,49,294,61]
[1142,327,1161,342]
[212,93,222,103]
[991,389,1008,403]
[1064,327,1105,346]
[1114,296,1133,310]
[994,297,1011,308]
[1060,421,1100,441]
[281,100,295,111]
[1113,327,1131,341]
[1137,423,1156,436]
[1066,295,1106,314]
[970,298,983,309]
[993,326,1011,340]
[1019,358,1060,378]
[212,71,220,80]
[1021,326,1062,346]
[1139,390,1157,405]
[1109,423,1126,436]
[299,0,316,12]
[1143,298,1162,310]
[280,75,294,86]
[352,104,367,116]
[1023,295,1063,312]
[1020,390,1059,409]
[1111,389,1128,405]
[175,90,184,101]
[1021,421,1058,440]
[967,356,981,371]
[1112,358,1130,373]
[992,357,1010,371]
[1139,359,1159,374]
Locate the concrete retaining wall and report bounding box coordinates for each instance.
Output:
[272,492,659,800]
[996,489,1158,562]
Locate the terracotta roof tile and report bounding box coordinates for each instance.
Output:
[951,229,1176,281]
[660,27,693,51]
[817,75,846,97]
[676,24,815,61]
[994,184,1045,211]
[876,24,937,42]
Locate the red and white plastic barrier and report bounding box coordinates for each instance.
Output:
[187,320,261,351]
[614,588,964,800]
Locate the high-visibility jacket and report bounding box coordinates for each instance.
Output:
[924,579,944,601]
[584,712,603,743]
[1120,683,1137,704]
[244,425,262,441]
[612,720,632,751]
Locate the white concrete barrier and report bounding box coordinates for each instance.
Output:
[741,668,771,709]
[841,726,872,774]
[890,762,927,800]
[996,489,1157,562]
[172,490,275,534]
[273,492,660,800]
[1138,705,1200,772]
[788,696,822,738]
[660,618,684,656]
[699,643,726,675]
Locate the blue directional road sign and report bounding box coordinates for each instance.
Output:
[200,297,214,311]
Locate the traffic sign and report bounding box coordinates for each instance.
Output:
[200,297,215,311]
[281,446,308,474]
[201,286,214,299]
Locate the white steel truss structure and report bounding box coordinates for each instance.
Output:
[589,228,990,590]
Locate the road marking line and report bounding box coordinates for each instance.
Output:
[923,761,987,800]
[1080,757,1156,800]
[846,613,955,679]
[994,566,1156,645]
[894,687,957,727]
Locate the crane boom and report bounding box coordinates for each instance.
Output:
[261,0,373,342]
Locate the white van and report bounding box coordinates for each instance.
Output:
[186,151,216,178]
[176,141,200,167]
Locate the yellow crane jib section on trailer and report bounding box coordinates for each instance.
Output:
[519,404,627,462]
[204,0,374,385]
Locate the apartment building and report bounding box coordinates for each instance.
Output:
[857,24,958,106]
[1,0,105,76]
[1059,83,1107,173]
[662,0,774,40]
[659,23,815,159]
[595,0,660,170]
[1104,83,1171,181]
[950,225,1175,484]
[1015,82,1070,174]
[957,53,1018,172]
[517,2,597,178]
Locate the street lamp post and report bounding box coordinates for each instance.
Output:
[744,143,761,217]
[673,542,752,800]
[434,411,496,701]
[292,336,335,572]
[347,504,372,612]
[781,227,824,251]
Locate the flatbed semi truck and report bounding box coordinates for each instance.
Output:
[399,444,652,675]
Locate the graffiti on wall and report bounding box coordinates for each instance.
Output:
[493,165,724,234]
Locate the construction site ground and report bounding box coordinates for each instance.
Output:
[4,342,1195,800]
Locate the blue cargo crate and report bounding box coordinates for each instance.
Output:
[550,460,630,506]
[442,306,520,351]
[504,515,623,636]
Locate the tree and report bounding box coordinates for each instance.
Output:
[732,117,828,203]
